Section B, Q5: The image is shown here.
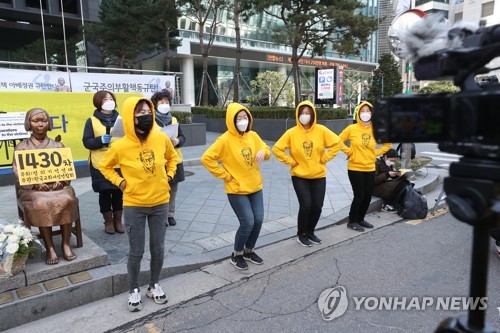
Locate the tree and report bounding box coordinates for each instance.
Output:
[85,0,160,68]
[417,81,459,94]
[179,0,230,105]
[368,53,403,100]
[342,69,371,114]
[151,0,182,72]
[11,38,79,69]
[248,71,295,106]
[250,0,378,106]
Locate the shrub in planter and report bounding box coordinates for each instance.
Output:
[191,106,348,120]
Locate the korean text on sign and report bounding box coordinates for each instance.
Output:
[14,148,77,186]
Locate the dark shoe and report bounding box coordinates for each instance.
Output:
[168,217,177,226]
[347,222,365,232]
[230,253,248,270]
[243,251,264,265]
[297,234,312,247]
[307,233,322,244]
[358,220,374,229]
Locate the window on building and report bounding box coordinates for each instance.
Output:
[59,0,78,14]
[481,1,494,17]
[26,0,47,8]
[454,12,463,22]
[426,9,448,19]
[179,18,185,30]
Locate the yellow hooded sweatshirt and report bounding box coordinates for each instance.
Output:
[339,101,392,172]
[272,100,350,179]
[99,96,178,207]
[201,102,270,195]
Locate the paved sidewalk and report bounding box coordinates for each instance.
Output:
[0,131,439,271]
[0,132,440,330]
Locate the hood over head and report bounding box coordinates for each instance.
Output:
[121,96,155,141]
[225,102,253,136]
[295,100,317,130]
[355,101,373,123]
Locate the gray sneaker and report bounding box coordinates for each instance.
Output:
[347,222,365,232]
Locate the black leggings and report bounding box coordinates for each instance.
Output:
[348,170,375,223]
[291,176,326,235]
[99,189,123,213]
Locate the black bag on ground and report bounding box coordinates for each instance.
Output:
[398,184,428,219]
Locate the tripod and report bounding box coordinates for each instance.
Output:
[435,157,500,333]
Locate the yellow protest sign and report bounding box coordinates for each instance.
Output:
[0,91,142,168]
[14,148,76,185]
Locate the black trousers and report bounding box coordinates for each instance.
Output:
[291,176,326,236]
[387,180,409,207]
[491,228,500,242]
[99,189,123,213]
[348,170,375,223]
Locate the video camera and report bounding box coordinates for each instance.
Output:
[373,20,500,160]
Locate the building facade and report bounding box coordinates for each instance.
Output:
[1,0,382,106]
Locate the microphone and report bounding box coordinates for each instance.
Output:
[105,126,111,147]
[398,14,480,63]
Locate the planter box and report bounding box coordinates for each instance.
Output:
[196,117,351,141]
[181,123,206,147]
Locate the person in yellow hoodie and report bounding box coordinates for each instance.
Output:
[201,103,270,270]
[151,90,185,226]
[339,101,392,232]
[273,100,350,247]
[99,96,178,312]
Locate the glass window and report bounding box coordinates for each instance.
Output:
[26,0,47,8]
[454,12,463,22]
[481,1,494,17]
[60,0,78,14]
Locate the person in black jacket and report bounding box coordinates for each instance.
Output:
[373,149,410,213]
[151,90,185,226]
[82,90,124,234]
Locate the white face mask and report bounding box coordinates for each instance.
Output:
[386,160,395,167]
[299,114,311,125]
[360,112,371,122]
[157,104,171,114]
[101,101,116,111]
[236,119,249,132]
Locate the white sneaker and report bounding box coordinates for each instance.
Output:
[381,204,397,213]
[128,288,143,312]
[146,283,168,304]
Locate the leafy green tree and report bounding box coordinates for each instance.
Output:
[368,53,403,100]
[179,0,230,105]
[85,0,161,68]
[151,0,182,72]
[248,0,378,105]
[249,71,295,107]
[417,81,459,94]
[11,37,80,69]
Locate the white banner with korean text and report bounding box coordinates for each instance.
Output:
[0,68,175,98]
